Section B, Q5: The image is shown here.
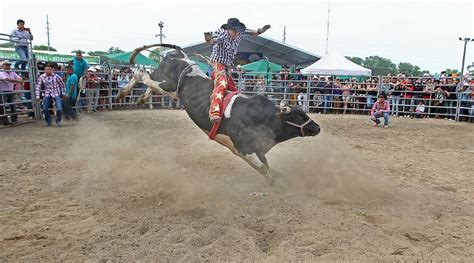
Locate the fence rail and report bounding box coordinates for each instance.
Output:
[1,47,473,125]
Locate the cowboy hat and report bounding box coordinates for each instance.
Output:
[221,18,246,33]
[0,60,11,67]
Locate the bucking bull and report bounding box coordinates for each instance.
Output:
[117,44,320,186]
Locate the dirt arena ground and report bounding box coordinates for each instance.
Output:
[0,110,473,261]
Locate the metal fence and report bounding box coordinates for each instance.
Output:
[0,33,36,125]
[237,72,474,122]
[1,43,473,125]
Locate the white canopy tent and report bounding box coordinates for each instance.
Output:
[301,50,372,76]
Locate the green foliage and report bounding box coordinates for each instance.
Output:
[397,62,423,76]
[363,56,398,76]
[444,68,459,75]
[347,56,429,76]
[346,56,364,66]
[0,42,14,48]
[107,46,125,54]
[33,45,57,51]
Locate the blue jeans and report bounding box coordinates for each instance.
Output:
[366,95,375,109]
[23,91,34,117]
[63,97,77,119]
[15,46,29,71]
[43,96,62,124]
[390,96,400,116]
[323,95,332,113]
[372,112,389,126]
[1,93,17,123]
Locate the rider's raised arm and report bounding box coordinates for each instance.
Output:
[249,25,271,37]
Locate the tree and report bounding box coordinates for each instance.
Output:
[33,45,57,51]
[346,56,364,66]
[398,62,423,77]
[363,56,398,76]
[71,49,85,54]
[444,68,459,75]
[0,42,14,48]
[107,46,124,54]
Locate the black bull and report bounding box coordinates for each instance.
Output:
[117,44,320,186]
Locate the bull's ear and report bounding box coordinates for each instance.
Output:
[158,81,176,92]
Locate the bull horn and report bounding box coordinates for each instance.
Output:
[129,43,182,65]
[281,106,292,114]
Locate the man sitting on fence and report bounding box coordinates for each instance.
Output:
[370,93,390,128]
[0,60,23,125]
[35,64,66,127]
[10,19,33,73]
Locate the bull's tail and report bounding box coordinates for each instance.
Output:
[129,43,182,65]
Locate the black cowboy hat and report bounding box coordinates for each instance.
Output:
[221,18,246,33]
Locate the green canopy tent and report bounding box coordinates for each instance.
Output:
[240,59,282,74]
[240,59,283,81]
[188,55,211,74]
[106,52,159,67]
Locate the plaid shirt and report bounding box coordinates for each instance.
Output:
[371,100,390,115]
[210,28,251,66]
[36,73,65,99]
[0,71,21,91]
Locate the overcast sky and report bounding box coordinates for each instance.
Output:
[0,0,472,73]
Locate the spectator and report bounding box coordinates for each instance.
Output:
[0,60,23,125]
[35,64,66,127]
[415,100,426,118]
[366,79,378,109]
[353,82,367,112]
[85,69,99,112]
[10,19,33,73]
[469,87,474,123]
[254,75,265,94]
[445,77,457,120]
[297,82,308,111]
[389,78,402,117]
[22,72,34,119]
[433,80,447,118]
[423,78,436,116]
[71,51,89,80]
[63,65,78,120]
[332,78,342,114]
[341,81,352,114]
[370,93,390,128]
[115,68,129,108]
[323,77,334,113]
[401,78,415,118]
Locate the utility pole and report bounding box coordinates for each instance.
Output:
[155,21,166,44]
[283,26,286,43]
[455,37,473,121]
[46,15,51,51]
[325,0,331,54]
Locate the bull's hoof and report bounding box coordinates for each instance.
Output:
[260,167,287,192]
[268,176,287,192]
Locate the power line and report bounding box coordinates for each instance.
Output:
[155,21,165,44]
[46,15,51,51]
[325,0,331,54]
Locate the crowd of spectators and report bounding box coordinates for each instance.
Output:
[237,67,474,122]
